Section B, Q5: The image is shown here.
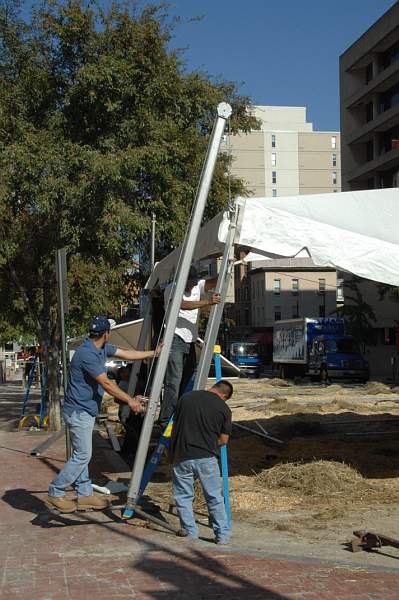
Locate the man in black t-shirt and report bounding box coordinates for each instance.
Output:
[170,380,233,544]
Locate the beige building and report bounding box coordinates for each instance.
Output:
[250,259,339,329]
[340,1,399,191]
[224,106,341,345]
[339,3,399,377]
[225,105,341,197]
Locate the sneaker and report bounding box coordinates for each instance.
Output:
[46,495,77,514]
[215,538,230,545]
[176,528,189,537]
[77,494,111,511]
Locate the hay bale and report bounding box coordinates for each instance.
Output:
[362,381,392,395]
[255,460,371,497]
[265,378,293,388]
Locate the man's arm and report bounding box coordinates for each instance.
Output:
[113,345,162,361]
[95,373,142,413]
[181,294,220,310]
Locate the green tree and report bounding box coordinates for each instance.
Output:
[335,277,377,351]
[0,0,257,428]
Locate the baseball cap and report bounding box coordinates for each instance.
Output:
[89,315,111,334]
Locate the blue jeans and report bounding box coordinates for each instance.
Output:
[160,335,195,426]
[48,410,95,497]
[172,456,230,542]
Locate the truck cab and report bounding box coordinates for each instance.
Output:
[308,334,369,382]
[229,342,262,377]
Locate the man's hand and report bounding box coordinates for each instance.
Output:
[127,396,143,414]
[153,343,163,358]
[208,293,221,306]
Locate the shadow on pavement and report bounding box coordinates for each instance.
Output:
[2,487,289,599]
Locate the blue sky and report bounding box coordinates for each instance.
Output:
[162,0,395,131]
[22,1,397,131]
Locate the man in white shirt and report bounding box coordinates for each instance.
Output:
[159,265,220,427]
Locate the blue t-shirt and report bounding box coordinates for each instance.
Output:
[64,339,117,417]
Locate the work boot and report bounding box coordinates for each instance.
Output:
[77,494,111,511]
[46,495,77,513]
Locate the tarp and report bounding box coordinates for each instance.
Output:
[148,188,399,288]
[67,319,145,351]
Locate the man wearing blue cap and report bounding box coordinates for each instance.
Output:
[47,315,162,513]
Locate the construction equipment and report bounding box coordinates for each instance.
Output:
[350,530,399,553]
[19,354,48,429]
[123,102,233,520]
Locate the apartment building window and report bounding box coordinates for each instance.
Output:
[332,154,337,167]
[273,278,281,294]
[366,140,374,162]
[236,288,241,301]
[336,282,344,302]
[292,278,299,293]
[331,136,337,149]
[271,152,277,167]
[318,278,326,293]
[272,171,277,184]
[272,188,277,197]
[332,171,337,185]
[274,306,281,321]
[365,101,373,123]
[271,134,276,148]
[292,305,299,319]
[319,304,326,317]
[382,41,399,70]
[380,82,399,113]
[365,62,373,84]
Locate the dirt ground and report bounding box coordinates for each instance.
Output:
[105,378,399,565]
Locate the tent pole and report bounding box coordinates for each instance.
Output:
[124,103,232,514]
[194,202,239,390]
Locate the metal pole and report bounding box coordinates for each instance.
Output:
[150,213,156,271]
[194,203,239,390]
[56,249,71,459]
[124,103,232,512]
[214,347,231,528]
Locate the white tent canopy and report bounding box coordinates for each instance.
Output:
[148,188,399,288]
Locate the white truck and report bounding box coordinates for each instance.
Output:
[273,317,369,382]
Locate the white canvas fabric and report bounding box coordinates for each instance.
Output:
[147,188,399,288]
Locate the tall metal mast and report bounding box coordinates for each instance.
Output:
[125,103,232,512]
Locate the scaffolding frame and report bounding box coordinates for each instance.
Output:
[124,103,233,515]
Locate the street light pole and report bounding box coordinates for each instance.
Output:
[150,213,156,271]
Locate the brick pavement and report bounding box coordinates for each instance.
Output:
[1,427,399,599]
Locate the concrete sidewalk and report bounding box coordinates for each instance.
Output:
[1,425,399,600]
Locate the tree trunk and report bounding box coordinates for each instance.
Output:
[41,279,61,431]
[47,344,61,431]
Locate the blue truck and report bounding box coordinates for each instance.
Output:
[228,341,263,377]
[273,318,369,382]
